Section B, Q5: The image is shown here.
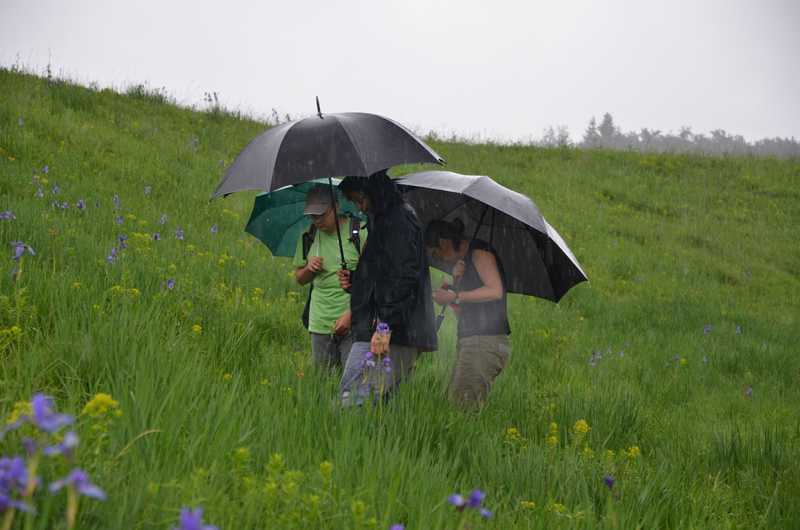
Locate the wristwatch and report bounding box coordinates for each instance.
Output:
[451,290,461,306]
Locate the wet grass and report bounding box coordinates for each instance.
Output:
[1,68,799,529]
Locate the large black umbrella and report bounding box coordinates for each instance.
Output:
[396,170,587,302]
[211,102,445,199]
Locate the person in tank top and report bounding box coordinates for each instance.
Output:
[426,218,511,409]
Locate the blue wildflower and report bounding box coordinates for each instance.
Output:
[382,356,392,374]
[0,456,28,492]
[49,468,105,500]
[117,234,128,250]
[107,247,118,264]
[35,187,44,198]
[468,489,485,508]
[76,199,86,211]
[603,474,615,489]
[51,184,60,195]
[115,215,124,225]
[11,241,35,261]
[362,351,376,369]
[30,394,74,433]
[44,431,79,457]
[144,185,152,196]
[703,324,712,335]
[175,227,184,241]
[166,279,176,290]
[42,165,49,174]
[173,507,218,530]
[210,224,218,234]
[159,214,168,225]
[389,525,405,530]
[448,494,465,509]
[112,194,121,210]
[153,232,161,241]
[0,211,15,221]
[479,508,493,519]
[0,493,33,514]
[735,325,742,335]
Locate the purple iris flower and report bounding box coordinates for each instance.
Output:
[76,199,86,210]
[0,211,15,221]
[59,201,69,210]
[0,456,28,492]
[153,232,161,241]
[49,468,105,500]
[30,394,74,433]
[115,215,124,225]
[589,350,602,367]
[363,351,376,369]
[43,165,49,174]
[479,508,493,519]
[107,247,118,264]
[166,279,176,290]
[703,324,712,335]
[745,386,753,398]
[448,494,466,509]
[175,227,184,240]
[144,185,152,196]
[117,234,128,249]
[210,224,218,234]
[383,356,392,374]
[43,431,79,457]
[173,507,218,530]
[35,187,44,198]
[603,474,615,490]
[468,489,485,508]
[159,214,168,225]
[735,325,742,335]
[10,241,35,261]
[22,438,37,457]
[0,493,33,514]
[51,184,60,195]
[389,525,405,530]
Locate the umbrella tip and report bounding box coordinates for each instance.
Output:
[316,96,322,118]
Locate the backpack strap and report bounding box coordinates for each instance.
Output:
[302,224,317,261]
[348,215,361,254]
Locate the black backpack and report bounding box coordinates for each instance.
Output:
[301,216,362,330]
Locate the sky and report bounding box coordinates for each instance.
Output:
[2,0,799,143]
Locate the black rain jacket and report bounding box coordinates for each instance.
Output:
[349,173,438,351]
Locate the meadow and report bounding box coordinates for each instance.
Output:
[1,68,799,529]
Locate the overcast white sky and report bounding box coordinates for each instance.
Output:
[2,0,798,142]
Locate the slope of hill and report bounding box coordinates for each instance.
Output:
[1,69,799,529]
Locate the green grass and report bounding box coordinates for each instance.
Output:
[1,68,799,529]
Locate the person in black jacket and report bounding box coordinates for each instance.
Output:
[336,171,437,406]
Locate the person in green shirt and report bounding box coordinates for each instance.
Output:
[293,184,365,369]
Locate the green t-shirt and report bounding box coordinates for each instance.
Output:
[293,218,366,334]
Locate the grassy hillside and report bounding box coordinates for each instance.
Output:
[1,69,799,529]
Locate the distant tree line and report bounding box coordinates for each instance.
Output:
[538,113,800,159]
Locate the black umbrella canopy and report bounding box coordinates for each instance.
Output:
[396,170,587,301]
[211,112,445,199]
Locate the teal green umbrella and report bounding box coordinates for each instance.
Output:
[245,178,363,258]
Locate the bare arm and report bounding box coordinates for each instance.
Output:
[457,249,504,303]
[295,256,324,285]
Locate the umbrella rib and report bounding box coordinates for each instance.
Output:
[334,119,369,176]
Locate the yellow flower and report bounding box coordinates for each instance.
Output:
[260,378,270,386]
[319,461,334,480]
[581,446,595,459]
[82,393,121,418]
[604,449,615,462]
[191,324,203,335]
[222,372,233,381]
[126,213,137,220]
[548,422,558,435]
[71,281,81,289]
[546,501,567,514]
[253,287,264,297]
[6,401,32,425]
[186,244,196,253]
[238,260,246,268]
[520,500,537,510]
[679,357,688,366]
[234,446,250,463]
[92,304,101,311]
[127,288,140,298]
[624,445,641,459]
[168,263,177,272]
[573,419,591,435]
[546,435,559,447]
